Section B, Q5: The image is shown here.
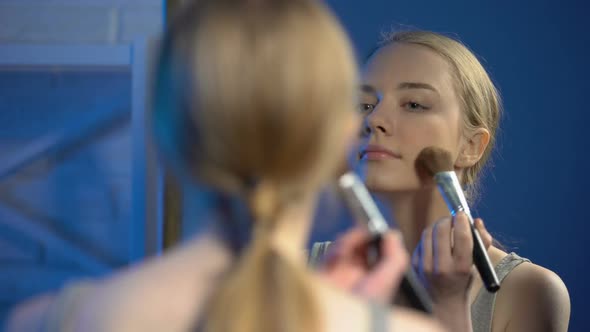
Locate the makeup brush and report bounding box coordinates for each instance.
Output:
[339,172,434,313]
[415,147,500,293]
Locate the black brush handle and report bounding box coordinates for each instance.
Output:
[433,172,500,293]
[400,265,434,313]
[367,236,433,314]
[469,219,500,292]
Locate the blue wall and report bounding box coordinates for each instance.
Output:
[0,68,133,323]
[321,0,589,330]
[1,1,586,330]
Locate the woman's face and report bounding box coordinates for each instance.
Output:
[358,43,467,192]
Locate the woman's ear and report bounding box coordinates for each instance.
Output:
[455,128,490,168]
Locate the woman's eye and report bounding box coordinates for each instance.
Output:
[403,101,429,111]
[359,103,375,114]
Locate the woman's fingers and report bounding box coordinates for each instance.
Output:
[357,230,409,302]
[420,224,434,278]
[452,212,474,274]
[474,218,493,249]
[432,218,453,276]
[322,227,368,266]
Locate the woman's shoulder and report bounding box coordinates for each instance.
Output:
[501,259,570,312]
[59,236,232,332]
[310,279,371,332]
[494,252,570,331]
[311,273,443,332]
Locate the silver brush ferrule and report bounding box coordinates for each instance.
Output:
[434,171,473,222]
[338,172,389,236]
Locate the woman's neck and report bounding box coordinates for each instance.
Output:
[376,187,451,251]
[195,195,314,280]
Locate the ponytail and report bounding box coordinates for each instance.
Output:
[203,182,321,332]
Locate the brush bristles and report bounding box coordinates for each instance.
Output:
[415,146,454,178]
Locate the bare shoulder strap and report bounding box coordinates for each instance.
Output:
[471,252,530,332]
[308,241,333,268]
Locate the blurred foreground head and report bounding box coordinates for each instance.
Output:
[151,1,359,332]
[153,0,359,211]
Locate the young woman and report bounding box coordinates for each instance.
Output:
[5,2,442,332]
[356,30,570,331]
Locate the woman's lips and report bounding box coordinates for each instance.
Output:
[359,144,402,160]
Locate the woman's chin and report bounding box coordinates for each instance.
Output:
[364,173,421,193]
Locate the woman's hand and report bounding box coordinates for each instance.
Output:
[318,227,409,304]
[413,212,493,331]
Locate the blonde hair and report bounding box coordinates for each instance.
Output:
[378,30,502,201]
[152,1,358,332]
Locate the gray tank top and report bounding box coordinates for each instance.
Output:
[471,252,530,332]
[368,301,389,332]
[310,242,530,332]
[310,242,389,332]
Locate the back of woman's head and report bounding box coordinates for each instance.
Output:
[152,0,358,331]
[155,0,357,199]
